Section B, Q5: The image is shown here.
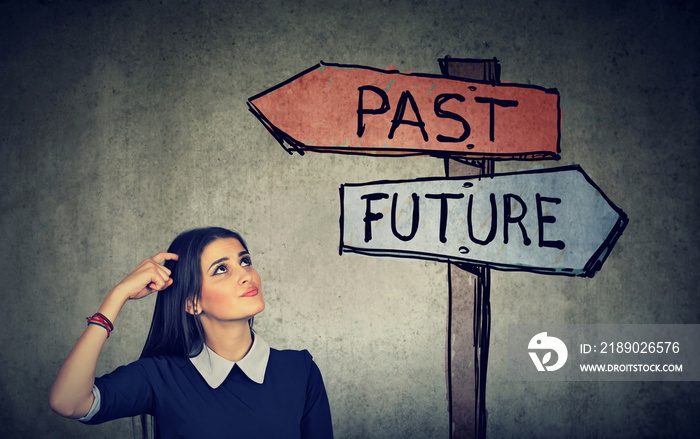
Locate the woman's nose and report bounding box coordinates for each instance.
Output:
[237,269,251,285]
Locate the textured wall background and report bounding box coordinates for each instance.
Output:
[1,0,698,437]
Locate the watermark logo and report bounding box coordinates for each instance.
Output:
[528,332,568,371]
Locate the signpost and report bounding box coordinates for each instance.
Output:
[441,59,497,439]
[248,59,627,439]
[339,166,627,277]
[248,61,561,160]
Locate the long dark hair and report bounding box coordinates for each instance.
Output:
[136,227,250,438]
[139,226,250,360]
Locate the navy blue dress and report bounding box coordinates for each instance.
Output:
[83,349,333,438]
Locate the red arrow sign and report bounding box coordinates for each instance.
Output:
[248,62,561,159]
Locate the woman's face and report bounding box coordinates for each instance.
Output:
[196,237,264,323]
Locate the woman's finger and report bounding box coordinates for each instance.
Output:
[151,268,171,289]
[149,277,174,292]
[151,252,179,265]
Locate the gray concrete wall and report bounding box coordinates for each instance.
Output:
[1,0,698,437]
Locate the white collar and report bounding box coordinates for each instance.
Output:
[189,333,270,388]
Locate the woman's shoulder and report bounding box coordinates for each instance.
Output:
[134,353,190,365]
[106,354,190,378]
[268,347,319,376]
[94,354,193,397]
[269,347,313,361]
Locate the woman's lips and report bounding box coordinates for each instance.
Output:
[240,287,259,297]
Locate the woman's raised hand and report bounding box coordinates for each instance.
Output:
[113,252,179,300]
[49,251,178,419]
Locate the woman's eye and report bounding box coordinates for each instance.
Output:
[213,264,228,275]
[241,257,252,267]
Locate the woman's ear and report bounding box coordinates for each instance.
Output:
[185,297,200,315]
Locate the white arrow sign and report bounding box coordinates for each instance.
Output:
[340,165,627,277]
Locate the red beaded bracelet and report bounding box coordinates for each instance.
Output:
[87,313,114,337]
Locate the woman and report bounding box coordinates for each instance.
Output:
[49,227,333,438]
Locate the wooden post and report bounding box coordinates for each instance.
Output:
[439,57,499,439]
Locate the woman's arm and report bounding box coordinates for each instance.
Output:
[301,354,334,439]
[48,252,178,419]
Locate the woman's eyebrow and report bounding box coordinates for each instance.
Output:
[207,252,249,271]
[208,257,229,271]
